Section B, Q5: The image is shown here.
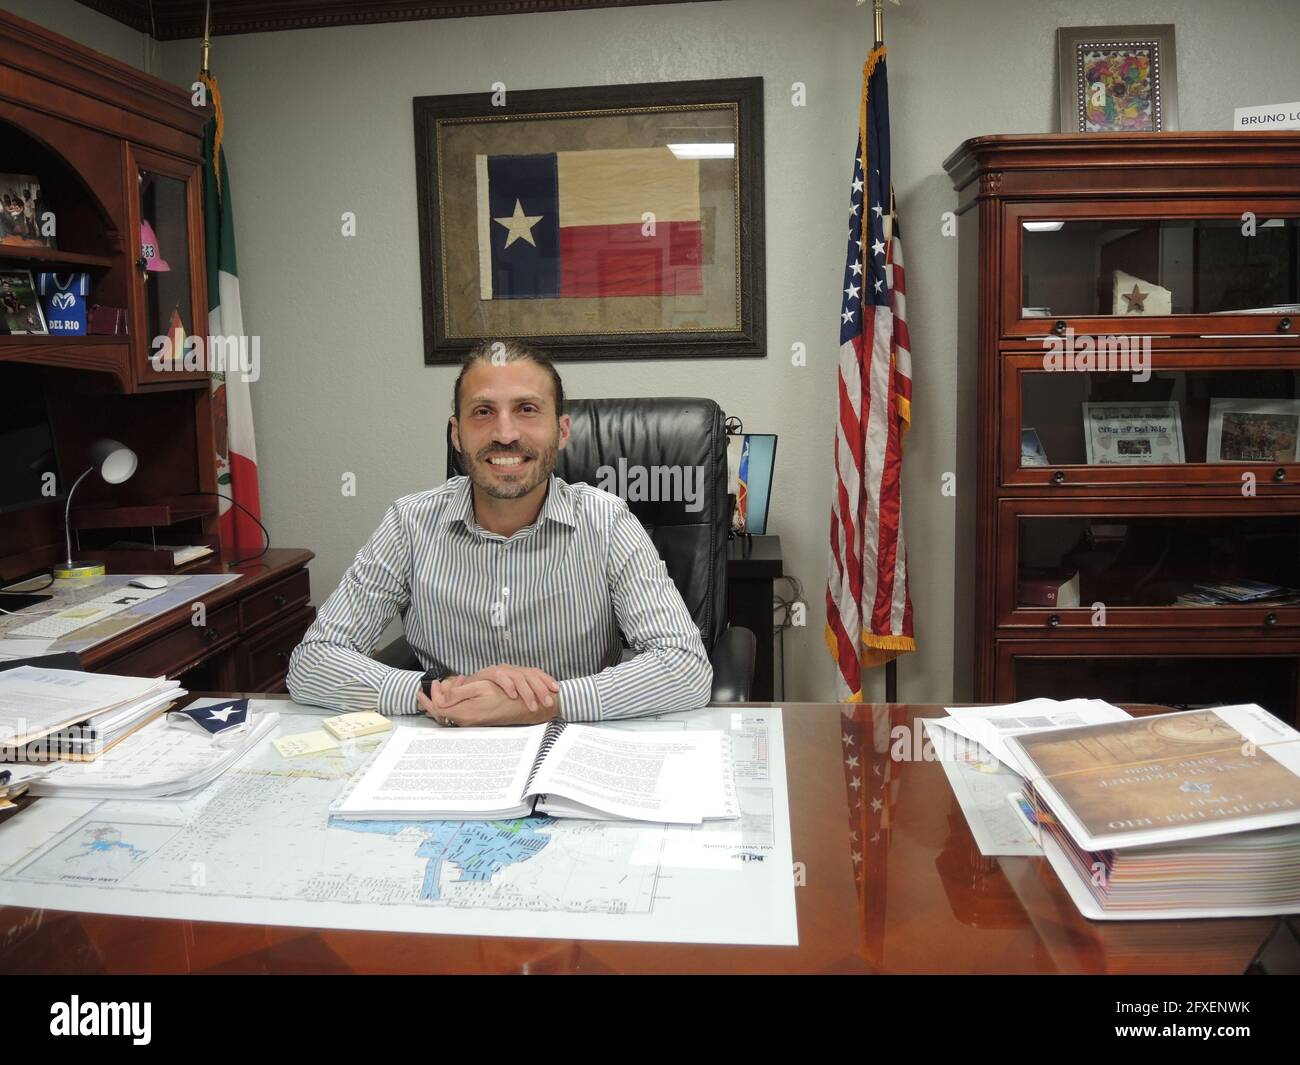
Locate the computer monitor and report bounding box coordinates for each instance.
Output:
[726,433,777,535]
[0,362,62,514]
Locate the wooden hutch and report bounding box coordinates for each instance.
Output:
[0,11,312,691]
[946,132,1300,724]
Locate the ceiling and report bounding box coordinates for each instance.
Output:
[74,0,716,41]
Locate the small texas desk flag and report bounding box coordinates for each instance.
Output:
[168,698,250,738]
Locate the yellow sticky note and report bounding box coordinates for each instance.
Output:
[273,730,340,758]
[322,712,391,741]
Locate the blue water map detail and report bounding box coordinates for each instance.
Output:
[331,816,556,900]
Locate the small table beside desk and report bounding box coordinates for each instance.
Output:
[0,700,1279,975]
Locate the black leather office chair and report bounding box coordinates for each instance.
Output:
[375,397,756,702]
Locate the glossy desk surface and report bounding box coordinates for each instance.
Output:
[0,700,1279,974]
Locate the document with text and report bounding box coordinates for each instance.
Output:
[330,720,739,824]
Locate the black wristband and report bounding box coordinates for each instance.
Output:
[420,667,448,698]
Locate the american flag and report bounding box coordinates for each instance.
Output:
[826,47,915,703]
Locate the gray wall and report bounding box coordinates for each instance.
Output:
[10,0,1300,704]
[2,0,150,68]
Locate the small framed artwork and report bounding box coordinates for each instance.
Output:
[1021,428,1050,467]
[1083,401,1184,465]
[414,78,765,363]
[1207,399,1300,464]
[0,269,48,334]
[0,173,52,248]
[1057,25,1178,133]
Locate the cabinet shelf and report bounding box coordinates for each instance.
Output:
[70,496,218,530]
[0,245,114,269]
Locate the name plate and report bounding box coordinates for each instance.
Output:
[1233,101,1300,130]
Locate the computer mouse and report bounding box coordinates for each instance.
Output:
[127,575,170,589]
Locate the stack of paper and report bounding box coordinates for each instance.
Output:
[921,699,1132,858]
[26,700,279,800]
[932,698,1131,775]
[0,666,184,761]
[1007,704,1300,920]
[107,542,215,565]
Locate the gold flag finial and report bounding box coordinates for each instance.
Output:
[199,0,212,75]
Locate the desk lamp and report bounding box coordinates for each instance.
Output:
[55,438,138,579]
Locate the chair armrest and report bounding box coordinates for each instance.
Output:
[709,625,756,703]
[373,633,420,670]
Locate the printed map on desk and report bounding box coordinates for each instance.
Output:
[0,702,796,945]
[0,573,241,659]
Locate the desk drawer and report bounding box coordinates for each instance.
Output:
[241,605,315,692]
[111,603,241,680]
[240,568,310,633]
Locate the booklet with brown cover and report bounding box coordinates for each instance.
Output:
[1007,704,1300,851]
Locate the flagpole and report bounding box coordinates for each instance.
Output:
[872,0,900,705]
[199,0,212,75]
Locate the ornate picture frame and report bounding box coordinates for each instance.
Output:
[1057,24,1179,133]
[414,77,765,363]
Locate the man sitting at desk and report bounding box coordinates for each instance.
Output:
[286,339,712,727]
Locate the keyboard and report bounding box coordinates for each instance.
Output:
[9,586,168,639]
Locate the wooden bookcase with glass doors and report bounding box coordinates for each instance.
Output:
[945,132,1300,725]
[0,10,223,578]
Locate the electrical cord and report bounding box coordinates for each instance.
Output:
[0,571,58,615]
[179,491,271,566]
[772,574,806,702]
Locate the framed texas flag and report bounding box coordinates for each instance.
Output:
[414,78,765,363]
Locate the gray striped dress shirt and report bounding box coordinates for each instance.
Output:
[286,474,712,721]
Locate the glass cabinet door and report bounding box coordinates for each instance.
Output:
[997,500,1300,630]
[997,641,1300,726]
[129,147,206,384]
[1005,354,1300,487]
[1005,201,1300,338]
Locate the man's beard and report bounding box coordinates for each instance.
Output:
[466,430,560,500]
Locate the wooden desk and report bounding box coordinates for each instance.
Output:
[0,700,1281,974]
[5,549,314,692]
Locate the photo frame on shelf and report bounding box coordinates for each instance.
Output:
[0,268,48,334]
[0,173,51,248]
[1057,24,1179,133]
[1082,401,1185,465]
[1021,428,1050,467]
[1207,399,1300,464]
[413,77,765,363]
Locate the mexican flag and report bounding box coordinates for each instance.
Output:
[200,72,262,557]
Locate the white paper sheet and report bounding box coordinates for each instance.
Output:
[945,699,1131,774]
[922,719,1041,856]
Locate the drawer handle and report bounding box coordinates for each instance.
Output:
[273,594,287,607]
[1280,316,1293,334]
[1265,612,1278,628]
[205,626,219,641]
[1274,467,1287,483]
[275,650,290,662]
[1051,470,1065,485]
[1052,319,1067,336]
[1047,613,1060,629]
